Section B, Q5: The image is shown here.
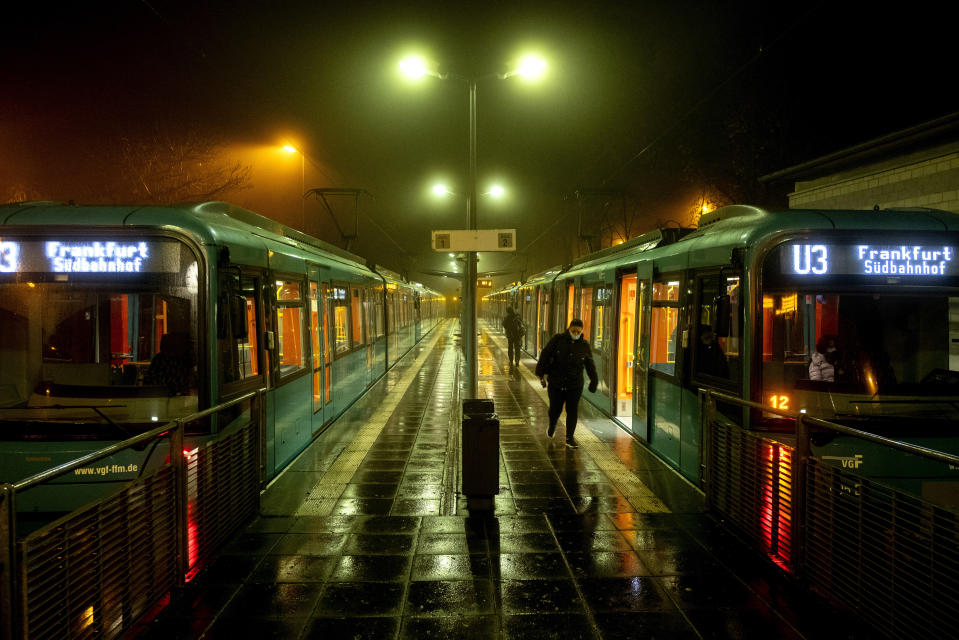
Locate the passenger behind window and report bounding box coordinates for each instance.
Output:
[145,332,196,395]
[697,324,729,378]
[809,335,839,382]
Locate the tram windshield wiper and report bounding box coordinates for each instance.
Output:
[0,404,133,439]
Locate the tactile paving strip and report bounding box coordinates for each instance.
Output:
[295,326,450,516]
[487,329,670,513]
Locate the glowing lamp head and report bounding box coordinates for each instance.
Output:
[400,56,429,79]
[516,55,547,79]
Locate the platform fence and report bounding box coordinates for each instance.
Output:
[0,389,265,640]
[701,389,959,640]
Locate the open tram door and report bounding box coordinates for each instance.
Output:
[628,265,652,440]
[615,272,637,419]
[307,265,331,432]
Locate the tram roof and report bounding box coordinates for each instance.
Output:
[497,205,959,287]
[562,205,959,277]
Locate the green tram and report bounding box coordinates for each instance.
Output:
[486,205,959,502]
[0,201,443,512]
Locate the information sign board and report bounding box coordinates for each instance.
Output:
[431,229,516,252]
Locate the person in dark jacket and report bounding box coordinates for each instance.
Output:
[535,318,599,448]
[502,307,525,368]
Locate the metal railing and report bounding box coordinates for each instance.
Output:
[700,389,959,640]
[0,389,266,640]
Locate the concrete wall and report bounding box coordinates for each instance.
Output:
[788,141,959,213]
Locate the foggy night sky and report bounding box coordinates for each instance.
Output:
[1,0,956,291]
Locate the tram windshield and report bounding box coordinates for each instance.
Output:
[760,290,959,427]
[0,237,199,433]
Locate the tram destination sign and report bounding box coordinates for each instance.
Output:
[0,238,184,274]
[778,242,959,278]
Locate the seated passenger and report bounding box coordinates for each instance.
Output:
[145,333,195,395]
[697,325,729,378]
[809,335,838,382]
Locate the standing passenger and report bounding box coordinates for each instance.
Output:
[502,307,525,368]
[535,319,599,449]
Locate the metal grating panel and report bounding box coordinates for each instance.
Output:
[804,459,959,640]
[19,466,177,640]
[185,424,259,578]
[707,420,793,569]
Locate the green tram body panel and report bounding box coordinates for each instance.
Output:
[487,206,959,503]
[0,201,443,512]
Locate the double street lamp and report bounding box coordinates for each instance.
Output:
[401,53,546,397]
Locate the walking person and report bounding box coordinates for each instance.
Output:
[502,306,525,368]
[535,319,598,449]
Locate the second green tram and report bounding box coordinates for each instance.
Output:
[485,205,959,504]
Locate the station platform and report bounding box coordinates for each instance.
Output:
[128,320,875,640]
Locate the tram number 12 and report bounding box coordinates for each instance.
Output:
[768,394,790,411]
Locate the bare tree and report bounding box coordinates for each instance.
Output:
[79,125,252,205]
[1,183,44,204]
[119,126,251,204]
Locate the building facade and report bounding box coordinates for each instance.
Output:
[762,112,959,213]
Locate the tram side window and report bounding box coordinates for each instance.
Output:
[386,291,395,337]
[760,292,813,399]
[538,289,550,348]
[580,286,594,339]
[275,278,307,377]
[650,279,680,375]
[351,287,365,346]
[374,291,385,338]
[330,285,351,356]
[590,285,611,352]
[219,274,259,385]
[523,289,535,341]
[692,274,741,382]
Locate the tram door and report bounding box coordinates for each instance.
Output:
[363,286,376,387]
[537,288,550,354]
[632,268,652,440]
[615,273,637,420]
[308,266,330,432]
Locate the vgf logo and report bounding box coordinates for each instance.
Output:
[823,454,863,469]
[0,241,19,273]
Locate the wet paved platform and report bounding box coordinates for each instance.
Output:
[129,320,876,640]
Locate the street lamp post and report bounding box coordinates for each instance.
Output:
[402,54,545,398]
[465,77,478,397]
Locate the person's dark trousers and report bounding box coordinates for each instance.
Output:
[507,338,520,366]
[547,384,582,439]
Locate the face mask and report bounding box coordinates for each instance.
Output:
[569,330,582,340]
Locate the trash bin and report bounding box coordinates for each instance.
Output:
[461,399,499,510]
